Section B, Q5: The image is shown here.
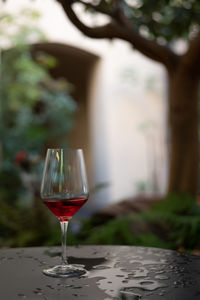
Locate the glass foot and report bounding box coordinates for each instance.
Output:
[43,264,86,278]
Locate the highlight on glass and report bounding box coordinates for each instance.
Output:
[40,148,89,277]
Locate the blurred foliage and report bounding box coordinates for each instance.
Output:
[67,193,200,252]
[0,11,76,159]
[0,9,77,247]
[86,0,200,45]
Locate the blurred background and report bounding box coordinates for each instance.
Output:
[0,0,200,253]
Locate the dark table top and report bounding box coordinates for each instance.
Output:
[0,245,200,300]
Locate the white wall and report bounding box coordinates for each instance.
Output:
[90,43,167,209]
[2,0,168,210]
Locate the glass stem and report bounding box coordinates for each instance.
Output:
[60,221,69,266]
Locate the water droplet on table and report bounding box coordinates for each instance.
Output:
[92,265,111,270]
[17,294,26,298]
[46,285,54,290]
[120,289,142,299]
[33,288,43,296]
[155,274,169,280]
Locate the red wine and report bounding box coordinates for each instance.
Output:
[43,197,88,222]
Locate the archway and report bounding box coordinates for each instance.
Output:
[32,42,99,182]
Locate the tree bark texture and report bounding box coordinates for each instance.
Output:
[168,64,199,195]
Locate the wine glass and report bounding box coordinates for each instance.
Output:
[40,148,89,277]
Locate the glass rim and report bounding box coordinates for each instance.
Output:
[47,148,83,151]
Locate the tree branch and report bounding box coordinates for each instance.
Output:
[58,0,180,72]
[64,0,123,20]
[71,0,115,17]
[183,31,200,76]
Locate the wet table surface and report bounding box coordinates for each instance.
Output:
[0,245,200,299]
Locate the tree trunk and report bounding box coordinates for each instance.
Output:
[168,64,199,196]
